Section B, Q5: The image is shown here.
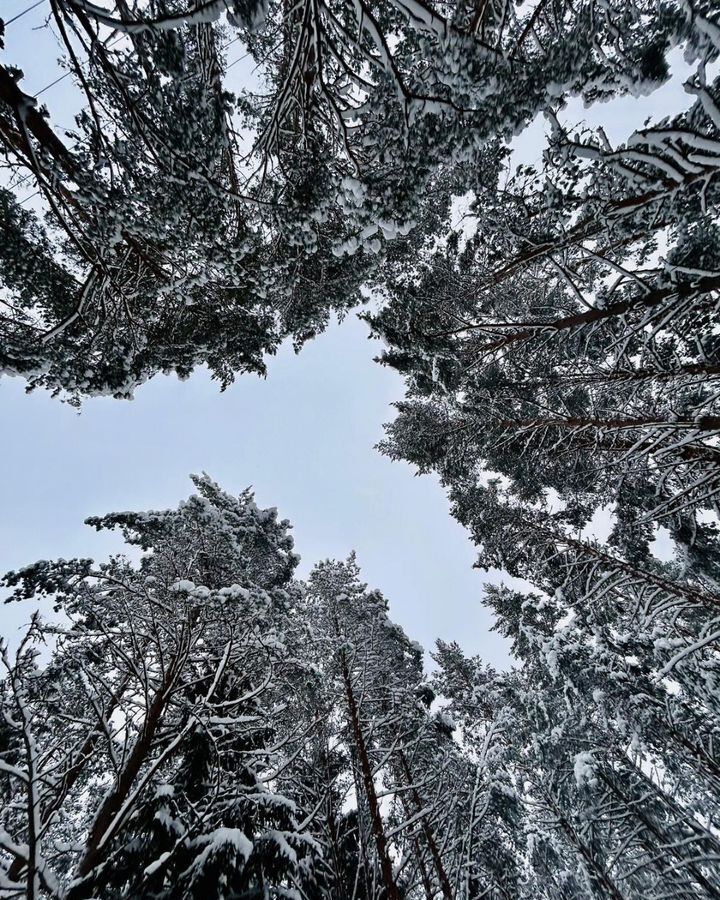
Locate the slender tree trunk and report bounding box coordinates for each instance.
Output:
[542,788,627,900]
[457,274,720,354]
[316,715,351,900]
[464,361,720,391]
[339,651,400,900]
[571,435,720,465]
[412,833,435,900]
[18,697,40,900]
[398,751,453,899]
[496,415,720,432]
[662,721,720,786]
[75,687,168,876]
[66,651,185,898]
[324,798,350,900]
[618,753,720,850]
[540,526,720,612]
[562,362,720,384]
[456,414,720,472]
[598,769,720,898]
[7,676,130,884]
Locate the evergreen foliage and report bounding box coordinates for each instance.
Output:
[2,0,718,397]
[3,0,720,897]
[3,478,719,897]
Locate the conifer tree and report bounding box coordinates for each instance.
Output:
[4,0,719,396]
[303,557,409,900]
[373,59,720,549]
[0,476,324,898]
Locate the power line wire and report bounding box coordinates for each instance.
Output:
[4,0,47,28]
[16,35,246,205]
[19,190,41,206]
[227,50,250,70]
[32,33,240,99]
[32,33,127,101]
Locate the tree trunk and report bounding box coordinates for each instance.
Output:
[7,676,130,884]
[541,526,720,612]
[598,769,720,899]
[542,788,627,900]
[66,653,184,898]
[460,274,720,354]
[496,415,720,432]
[340,651,401,900]
[398,750,453,899]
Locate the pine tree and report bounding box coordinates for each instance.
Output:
[431,641,526,899]
[484,575,720,900]
[0,476,325,898]
[373,61,720,547]
[303,557,408,900]
[4,0,718,396]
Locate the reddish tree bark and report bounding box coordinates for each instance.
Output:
[339,651,401,900]
[398,750,454,900]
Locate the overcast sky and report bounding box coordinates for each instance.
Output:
[0,1,705,665]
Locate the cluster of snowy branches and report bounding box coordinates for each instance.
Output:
[362,6,720,896]
[1,0,718,397]
[2,478,719,898]
[3,0,720,896]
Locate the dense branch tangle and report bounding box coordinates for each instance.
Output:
[0,5,303,398]
[3,0,717,397]
[373,64,720,548]
[0,478,326,898]
[3,476,720,898]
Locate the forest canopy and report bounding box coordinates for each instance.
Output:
[2,0,720,897]
[2,476,720,898]
[1,0,717,397]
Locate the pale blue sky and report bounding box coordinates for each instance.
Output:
[0,1,704,666]
[2,1,515,668]
[0,315,515,668]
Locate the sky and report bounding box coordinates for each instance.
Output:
[0,1,706,666]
